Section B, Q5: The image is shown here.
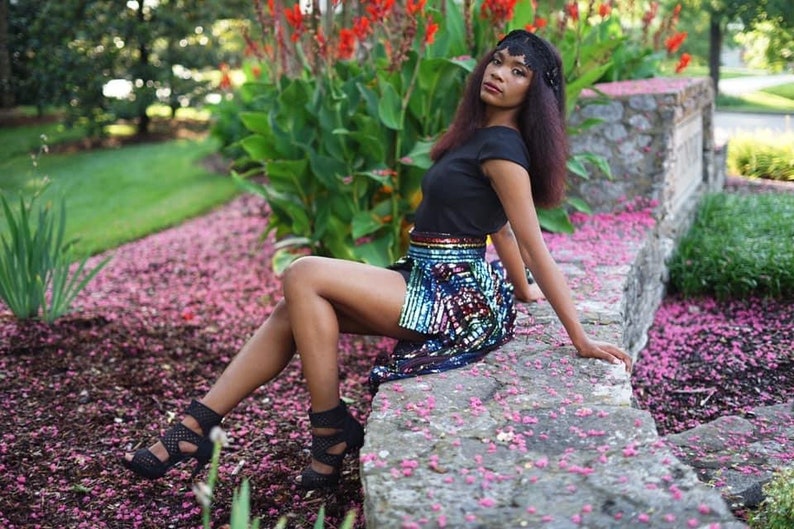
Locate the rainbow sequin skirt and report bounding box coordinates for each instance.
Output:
[369,231,516,391]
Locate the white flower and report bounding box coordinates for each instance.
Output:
[192,482,213,508]
[210,426,230,447]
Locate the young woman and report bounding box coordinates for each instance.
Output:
[122,30,632,490]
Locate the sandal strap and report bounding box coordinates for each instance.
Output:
[308,400,348,429]
[310,430,348,467]
[185,399,223,435]
[160,423,206,461]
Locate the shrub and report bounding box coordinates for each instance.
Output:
[728,132,794,182]
[0,191,111,323]
[668,192,794,299]
[750,466,794,529]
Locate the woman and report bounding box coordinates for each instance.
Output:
[122,30,632,490]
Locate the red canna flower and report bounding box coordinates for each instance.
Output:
[673,3,682,16]
[337,28,356,60]
[665,31,687,54]
[353,16,372,40]
[424,21,439,45]
[675,52,691,74]
[524,15,547,33]
[284,4,303,28]
[218,63,232,90]
[566,2,579,23]
[407,0,426,15]
[284,4,305,42]
[366,0,395,21]
[598,3,611,17]
[267,0,274,15]
[251,65,262,78]
[480,0,518,25]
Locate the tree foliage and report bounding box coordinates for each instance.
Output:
[675,0,793,91]
[7,0,251,135]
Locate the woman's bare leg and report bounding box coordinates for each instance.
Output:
[201,300,296,416]
[124,301,296,463]
[280,256,424,476]
[125,256,421,474]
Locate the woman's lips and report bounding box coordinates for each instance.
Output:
[482,82,501,94]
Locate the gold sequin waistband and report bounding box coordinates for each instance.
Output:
[408,230,487,250]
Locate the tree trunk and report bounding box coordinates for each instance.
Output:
[136,1,150,136]
[708,15,722,96]
[0,0,14,108]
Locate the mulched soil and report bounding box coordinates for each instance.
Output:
[1,126,791,528]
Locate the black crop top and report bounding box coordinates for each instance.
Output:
[413,126,531,237]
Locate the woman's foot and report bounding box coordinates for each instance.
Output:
[122,399,223,480]
[298,400,365,490]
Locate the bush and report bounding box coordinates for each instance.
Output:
[668,192,794,299]
[0,191,110,323]
[750,466,794,529]
[728,132,794,182]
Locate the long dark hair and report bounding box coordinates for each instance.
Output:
[431,34,568,208]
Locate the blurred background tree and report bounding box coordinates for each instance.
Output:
[677,0,793,91]
[5,0,251,136]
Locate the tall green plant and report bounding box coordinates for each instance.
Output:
[0,191,110,323]
[222,1,634,269]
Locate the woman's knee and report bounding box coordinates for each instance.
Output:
[282,255,325,297]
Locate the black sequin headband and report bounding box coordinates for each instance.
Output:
[496,30,563,102]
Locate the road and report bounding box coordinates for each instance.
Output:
[713,73,793,144]
[718,73,794,97]
[713,112,793,145]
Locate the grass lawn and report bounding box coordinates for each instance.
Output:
[1,120,239,259]
[717,90,794,113]
[658,63,794,113]
[677,64,766,80]
[763,82,794,101]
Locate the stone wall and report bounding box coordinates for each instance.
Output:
[570,77,722,356]
[359,78,743,528]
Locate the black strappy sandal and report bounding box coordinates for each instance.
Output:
[122,399,223,480]
[299,400,365,490]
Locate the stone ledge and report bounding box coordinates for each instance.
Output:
[360,210,746,528]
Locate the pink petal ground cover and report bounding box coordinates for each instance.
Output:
[1,186,789,528]
[633,294,794,436]
[0,195,394,529]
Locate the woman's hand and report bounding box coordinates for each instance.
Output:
[514,281,545,303]
[575,338,632,373]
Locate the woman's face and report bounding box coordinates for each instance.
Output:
[480,49,533,111]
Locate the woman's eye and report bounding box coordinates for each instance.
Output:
[513,69,525,77]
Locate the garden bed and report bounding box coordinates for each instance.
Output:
[1,179,791,528]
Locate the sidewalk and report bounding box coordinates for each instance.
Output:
[714,111,793,145]
[718,74,794,97]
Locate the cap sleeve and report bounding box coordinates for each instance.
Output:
[477,127,531,172]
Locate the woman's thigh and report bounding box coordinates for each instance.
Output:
[282,256,426,341]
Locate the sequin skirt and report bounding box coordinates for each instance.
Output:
[369,231,516,391]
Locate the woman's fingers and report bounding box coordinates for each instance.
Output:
[580,341,632,373]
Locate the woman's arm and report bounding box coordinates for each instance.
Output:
[483,159,632,372]
[491,223,545,302]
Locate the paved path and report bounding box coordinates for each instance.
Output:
[718,73,794,96]
[713,72,794,144]
[714,111,793,145]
